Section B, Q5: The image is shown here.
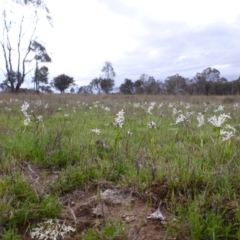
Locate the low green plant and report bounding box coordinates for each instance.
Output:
[1,229,21,240]
[0,174,62,230]
[40,195,62,218]
[81,219,127,240]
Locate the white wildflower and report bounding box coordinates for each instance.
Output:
[30,219,75,240]
[147,105,153,114]
[185,103,191,109]
[104,106,110,111]
[225,124,237,132]
[158,103,163,108]
[175,114,186,124]
[64,114,70,117]
[127,131,133,136]
[37,115,43,123]
[113,109,125,128]
[24,117,31,126]
[21,101,29,113]
[220,125,236,141]
[172,108,182,115]
[197,113,205,127]
[91,128,101,135]
[150,102,156,107]
[133,103,140,108]
[186,111,195,118]
[214,105,224,112]
[148,121,156,128]
[207,113,231,127]
[172,108,178,115]
[21,101,31,125]
[233,103,239,109]
[146,102,156,114]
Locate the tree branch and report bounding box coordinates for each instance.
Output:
[17,16,38,91]
[17,16,24,79]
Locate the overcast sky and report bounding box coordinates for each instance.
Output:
[1,0,240,89]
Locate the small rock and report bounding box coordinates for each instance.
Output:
[123,215,136,223]
[161,221,168,225]
[92,203,108,217]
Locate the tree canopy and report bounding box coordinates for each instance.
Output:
[0,0,52,92]
[51,74,75,93]
[12,0,52,23]
[101,61,116,79]
[119,79,134,94]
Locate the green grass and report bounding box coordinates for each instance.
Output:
[81,219,127,240]
[0,94,240,239]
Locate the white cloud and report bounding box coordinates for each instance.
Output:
[0,0,240,89]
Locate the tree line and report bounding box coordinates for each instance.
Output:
[77,65,240,96]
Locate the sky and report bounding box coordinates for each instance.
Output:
[1,0,240,90]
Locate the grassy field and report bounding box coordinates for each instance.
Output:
[0,93,240,240]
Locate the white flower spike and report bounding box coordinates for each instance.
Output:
[148,121,156,129]
[91,129,101,135]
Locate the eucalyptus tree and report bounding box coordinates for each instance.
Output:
[0,0,51,92]
[119,79,134,94]
[89,61,116,94]
[165,74,187,95]
[32,65,49,92]
[193,68,221,95]
[31,41,51,92]
[100,61,115,93]
[51,74,75,93]
[11,0,51,23]
[101,61,116,79]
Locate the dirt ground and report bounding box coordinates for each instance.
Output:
[20,163,178,240]
[60,188,174,240]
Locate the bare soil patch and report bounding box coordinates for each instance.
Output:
[59,188,174,240]
[20,164,176,239]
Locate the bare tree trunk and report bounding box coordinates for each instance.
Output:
[0,8,38,93]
